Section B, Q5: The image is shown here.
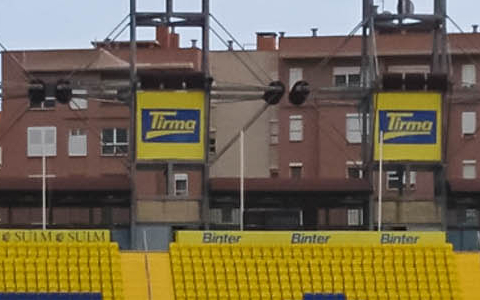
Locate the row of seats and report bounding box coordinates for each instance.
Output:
[0,243,118,259]
[0,242,123,300]
[172,244,453,260]
[0,293,101,300]
[170,243,460,300]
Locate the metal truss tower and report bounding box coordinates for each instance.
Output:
[360,0,449,231]
[129,0,211,248]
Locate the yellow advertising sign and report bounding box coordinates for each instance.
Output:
[136,91,205,160]
[374,92,442,161]
[0,230,110,243]
[175,231,446,245]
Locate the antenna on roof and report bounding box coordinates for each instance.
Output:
[397,0,415,14]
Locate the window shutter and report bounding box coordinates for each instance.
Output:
[463,160,477,179]
[289,117,303,141]
[69,98,88,110]
[289,68,303,90]
[28,128,43,157]
[43,127,56,156]
[346,114,362,143]
[462,64,476,87]
[69,133,87,156]
[462,112,476,135]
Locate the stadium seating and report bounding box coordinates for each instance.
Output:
[170,243,460,300]
[0,242,123,300]
[0,292,102,300]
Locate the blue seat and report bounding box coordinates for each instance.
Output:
[313,294,324,300]
[303,293,315,300]
[336,294,346,300]
[0,294,102,300]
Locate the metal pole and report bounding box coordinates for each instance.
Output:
[378,131,384,232]
[211,103,269,165]
[129,0,138,249]
[240,130,244,231]
[201,0,211,229]
[42,149,46,230]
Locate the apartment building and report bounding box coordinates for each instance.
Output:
[1,24,480,249]
[209,29,480,250]
[0,27,202,249]
[266,31,480,248]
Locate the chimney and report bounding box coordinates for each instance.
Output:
[256,32,277,51]
[473,25,479,33]
[156,26,171,48]
[227,40,233,51]
[191,39,198,48]
[311,28,318,37]
[170,27,179,49]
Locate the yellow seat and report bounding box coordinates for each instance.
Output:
[7,243,18,258]
[5,281,15,292]
[0,245,7,257]
[17,243,27,257]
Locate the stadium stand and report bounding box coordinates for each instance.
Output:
[121,253,149,300]
[170,238,461,300]
[0,293,102,300]
[455,253,480,300]
[0,241,123,300]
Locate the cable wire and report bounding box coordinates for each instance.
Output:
[313,19,366,70]
[103,14,130,42]
[0,40,36,82]
[63,16,131,82]
[210,13,274,83]
[209,26,268,86]
[446,15,480,75]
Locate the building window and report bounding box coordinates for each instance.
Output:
[30,98,55,110]
[463,160,477,179]
[462,64,476,87]
[346,113,369,143]
[289,162,303,179]
[209,129,216,155]
[27,127,56,157]
[210,208,240,225]
[270,119,279,145]
[388,65,430,76]
[387,171,417,190]
[462,112,476,135]
[333,67,361,87]
[289,68,303,90]
[174,174,188,196]
[465,208,479,226]
[346,161,363,179]
[101,128,128,156]
[348,208,363,226]
[68,129,87,157]
[289,115,303,142]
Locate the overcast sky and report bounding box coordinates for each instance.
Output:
[0,0,478,51]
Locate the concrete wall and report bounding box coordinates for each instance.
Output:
[209,51,279,178]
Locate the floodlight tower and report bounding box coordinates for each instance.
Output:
[360,0,449,231]
[129,0,211,249]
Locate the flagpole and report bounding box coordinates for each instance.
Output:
[42,147,46,230]
[378,130,384,232]
[240,130,244,231]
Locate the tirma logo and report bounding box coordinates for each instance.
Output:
[379,110,436,144]
[142,109,200,143]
